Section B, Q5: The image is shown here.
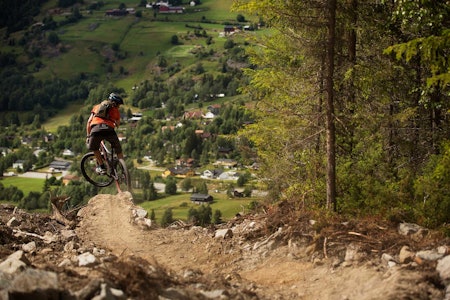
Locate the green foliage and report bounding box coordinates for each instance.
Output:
[385,31,450,88]
[414,141,450,229]
[188,204,212,226]
[0,68,92,126]
[236,14,246,22]
[195,181,208,194]
[224,39,235,49]
[0,0,44,33]
[181,178,193,191]
[0,183,24,203]
[247,200,259,211]
[170,35,179,45]
[19,191,48,210]
[48,32,60,45]
[147,183,158,200]
[164,176,177,195]
[160,208,174,227]
[213,209,222,224]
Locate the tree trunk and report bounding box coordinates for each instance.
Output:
[325,0,337,211]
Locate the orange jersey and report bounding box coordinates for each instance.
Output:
[90,104,121,128]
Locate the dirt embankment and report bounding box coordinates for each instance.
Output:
[0,192,448,299]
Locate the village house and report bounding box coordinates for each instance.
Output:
[162,166,195,178]
[213,158,238,169]
[33,149,45,157]
[159,5,184,13]
[13,160,25,170]
[190,193,213,204]
[200,169,223,179]
[0,147,11,156]
[203,111,215,120]
[183,111,203,120]
[44,134,55,143]
[49,160,71,172]
[128,113,142,127]
[128,112,142,122]
[207,104,221,115]
[62,174,80,185]
[62,149,75,157]
[176,158,196,168]
[118,134,127,143]
[21,137,33,145]
[218,171,240,181]
[224,25,235,35]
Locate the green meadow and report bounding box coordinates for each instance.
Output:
[138,191,255,222]
[42,101,85,132]
[0,177,45,196]
[0,173,259,222]
[33,0,244,89]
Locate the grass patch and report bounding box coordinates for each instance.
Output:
[42,101,85,132]
[138,191,256,223]
[0,177,45,196]
[30,0,247,88]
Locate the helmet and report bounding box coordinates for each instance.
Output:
[108,93,124,105]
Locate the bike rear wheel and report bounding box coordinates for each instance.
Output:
[114,158,131,192]
[80,152,114,187]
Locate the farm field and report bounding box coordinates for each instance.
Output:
[138,191,255,222]
[33,0,242,89]
[0,176,45,196]
[42,102,85,132]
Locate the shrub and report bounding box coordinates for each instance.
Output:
[414,141,450,229]
[161,208,173,227]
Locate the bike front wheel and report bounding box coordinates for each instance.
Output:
[114,158,132,192]
[80,152,114,187]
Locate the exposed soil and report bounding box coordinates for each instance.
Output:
[78,195,442,299]
[0,192,448,299]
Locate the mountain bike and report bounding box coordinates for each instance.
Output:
[80,140,131,193]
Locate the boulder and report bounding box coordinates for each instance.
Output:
[437,255,450,285]
[8,268,60,300]
[0,251,30,274]
[398,246,415,264]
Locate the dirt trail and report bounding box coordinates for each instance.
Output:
[75,193,442,300]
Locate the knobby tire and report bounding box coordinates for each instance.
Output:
[115,158,131,193]
[80,152,114,187]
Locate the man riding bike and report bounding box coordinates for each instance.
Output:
[86,93,124,174]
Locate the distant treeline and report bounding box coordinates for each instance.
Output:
[0,64,94,126]
[0,0,48,34]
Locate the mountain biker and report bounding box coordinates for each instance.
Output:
[86,93,124,174]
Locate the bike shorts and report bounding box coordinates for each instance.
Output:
[88,124,122,154]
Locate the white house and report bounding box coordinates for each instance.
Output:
[203,112,216,119]
[62,149,75,157]
[200,169,223,179]
[218,171,240,181]
[13,160,25,169]
[201,170,214,179]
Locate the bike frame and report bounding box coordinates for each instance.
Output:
[100,140,124,192]
[81,139,131,193]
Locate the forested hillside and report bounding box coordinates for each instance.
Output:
[0,0,449,233]
[0,0,258,219]
[231,0,450,231]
